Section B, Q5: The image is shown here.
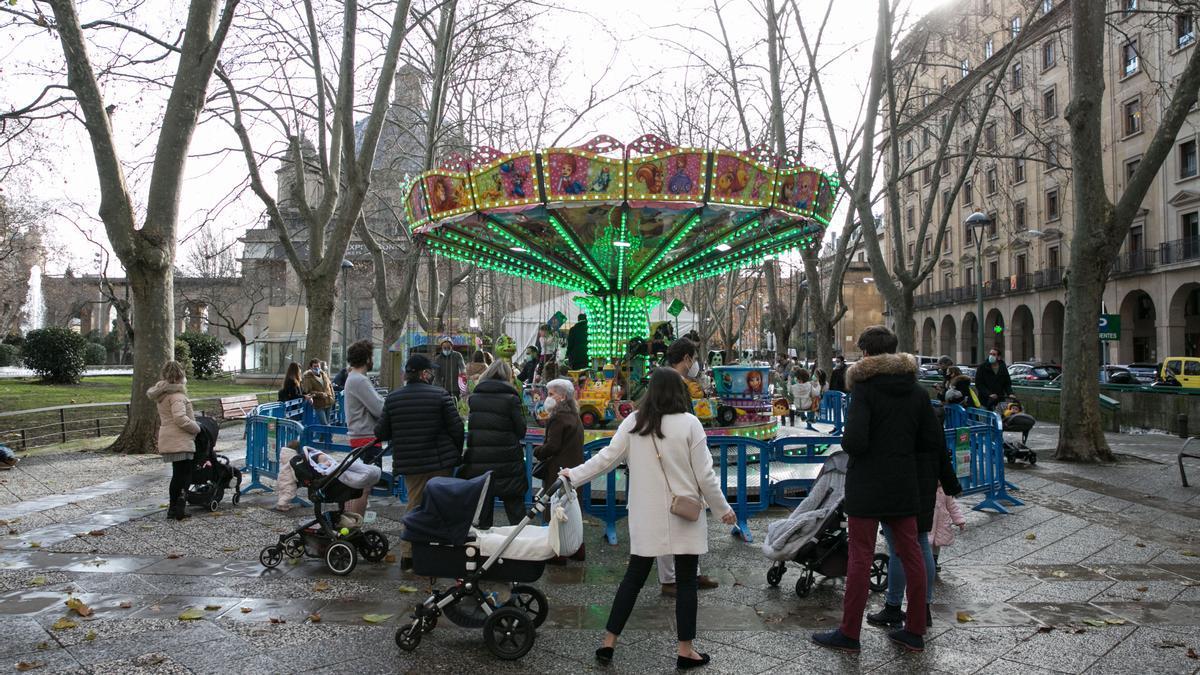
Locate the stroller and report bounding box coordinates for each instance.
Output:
[997,398,1037,465]
[258,442,389,575]
[185,417,242,512]
[394,472,579,661]
[762,451,889,597]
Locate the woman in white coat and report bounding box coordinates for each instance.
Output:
[561,368,735,670]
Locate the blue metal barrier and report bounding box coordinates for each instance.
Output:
[942,404,1022,514]
[710,436,772,542]
[814,391,847,435]
[768,435,841,508]
[255,399,305,420]
[241,415,304,494]
[576,437,627,545]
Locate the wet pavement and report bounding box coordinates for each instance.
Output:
[1,428,1199,673]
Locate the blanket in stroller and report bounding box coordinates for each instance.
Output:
[301,447,381,489]
[761,451,848,561]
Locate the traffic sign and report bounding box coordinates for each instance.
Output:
[1098,313,1121,341]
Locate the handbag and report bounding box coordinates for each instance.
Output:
[650,435,703,522]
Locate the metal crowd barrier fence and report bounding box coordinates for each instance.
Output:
[575,437,628,546]
[768,435,842,508]
[241,415,304,495]
[711,436,772,542]
[814,391,847,435]
[942,404,1022,514]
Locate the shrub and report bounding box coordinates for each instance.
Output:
[84,342,107,366]
[2,332,23,348]
[0,343,20,367]
[23,327,88,384]
[173,340,194,379]
[178,331,224,379]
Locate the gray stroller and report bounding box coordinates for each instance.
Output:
[762,451,889,597]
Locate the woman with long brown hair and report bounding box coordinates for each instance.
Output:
[278,362,305,402]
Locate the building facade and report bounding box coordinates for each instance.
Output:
[884,0,1200,367]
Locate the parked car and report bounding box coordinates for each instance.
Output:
[1161,357,1200,388]
[1100,365,1137,385]
[918,364,942,379]
[1124,362,1160,385]
[1008,363,1062,382]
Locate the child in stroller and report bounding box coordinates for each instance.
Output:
[394,472,580,661]
[996,397,1037,465]
[762,451,889,597]
[258,442,389,575]
[185,416,242,512]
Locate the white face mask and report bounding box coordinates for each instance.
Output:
[442,348,452,356]
[543,395,558,411]
[687,359,699,378]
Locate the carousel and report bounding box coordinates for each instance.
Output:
[404,134,839,441]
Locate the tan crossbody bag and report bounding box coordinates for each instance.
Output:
[650,435,703,521]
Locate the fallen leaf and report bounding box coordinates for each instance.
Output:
[29,576,46,587]
[1036,625,1055,633]
[87,530,105,537]
[65,598,93,617]
[84,630,97,642]
[397,585,418,594]
[1182,551,1198,558]
[287,558,300,566]
[1050,570,1069,578]
[35,643,49,651]
[308,613,321,623]
[384,553,397,563]
[269,617,286,624]
[240,607,252,614]
[1186,648,1197,659]
[1136,586,1149,592]
[166,553,182,559]
[204,604,222,611]
[14,661,44,671]
[28,542,40,549]
[1025,533,1037,541]
[362,613,393,624]
[178,608,204,621]
[1082,619,1107,627]
[312,580,331,592]
[1135,542,1146,548]
[955,611,975,623]
[1104,618,1127,625]
[1157,639,1186,648]
[220,546,237,552]
[118,601,132,609]
[51,617,77,630]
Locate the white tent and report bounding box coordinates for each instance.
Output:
[503,293,699,353]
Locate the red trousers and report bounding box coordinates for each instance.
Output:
[840,515,926,640]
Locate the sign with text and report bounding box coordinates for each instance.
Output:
[954,428,971,479]
[1098,314,1121,341]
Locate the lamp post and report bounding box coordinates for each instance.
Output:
[340,259,354,368]
[965,211,992,365]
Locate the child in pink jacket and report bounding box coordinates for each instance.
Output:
[931,485,966,563]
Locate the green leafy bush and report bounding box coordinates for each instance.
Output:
[178,331,224,379]
[23,327,87,384]
[174,339,194,379]
[0,343,20,367]
[2,332,23,348]
[84,342,107,366]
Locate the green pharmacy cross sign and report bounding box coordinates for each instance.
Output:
[405,135,839,359]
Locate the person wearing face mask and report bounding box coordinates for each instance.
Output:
[301,358,335,425]
[342,339,385,516]
[829,354,849,393]
[433,337,467,399]
[375,353,465,568]
[533,378,586,561]
[517,345,539,384]
[973,347,1013,411]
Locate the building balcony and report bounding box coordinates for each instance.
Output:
[911,267,1067,310]
[1110,248,1157,277]
[1159,237,1200,266]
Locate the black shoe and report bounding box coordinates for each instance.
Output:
[595,647,613,665]
[867,603,904,628]
[676,653,710,670]
[810,629,860,653]
[888,629,925,652]
[400,557,414,571]
[927,605,933,627]
[167,499,190,521]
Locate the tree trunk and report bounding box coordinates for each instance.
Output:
[304,274,337,364]
[1056,262,1113,461]
[892,291,916,353]
[237,335,248,372]
[109,263,173,454]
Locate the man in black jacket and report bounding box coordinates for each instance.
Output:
[566,313,589,370]
[375,353,465,565]
[812,326,941,654]
[829,354,848,393]
[974,347,1013,410]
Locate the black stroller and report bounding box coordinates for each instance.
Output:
[998,398,1037,465]
[762,451,889,597]
[185,416,242,512]
[258,442,389,575]
[395,472,577,661]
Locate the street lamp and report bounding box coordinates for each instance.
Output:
[964,211,992,365]
[340,259,354,368]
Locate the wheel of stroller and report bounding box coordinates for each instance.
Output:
[259,546,283,569]
[359,530,389,563]
[766,564,784,587]
[869,553,890,592]
[795,572,814,598]
[504,585,548,628]
[325,541,358,576]
[482,606,536,661]
[208,500,219,512]
[282,536,305,559]
[231,492,241,505]
[394,623,421,652]
[418,612,438,633]
[1028,452,1038,465]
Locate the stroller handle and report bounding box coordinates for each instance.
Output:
[535,475,573,501]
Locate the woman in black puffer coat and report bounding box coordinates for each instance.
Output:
[459,359,528,529]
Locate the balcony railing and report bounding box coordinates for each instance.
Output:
[1159,237,1200,265]
[1110,248,1156,276]
[912,267,1067,309]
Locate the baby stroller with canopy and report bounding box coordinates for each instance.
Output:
[185,416,242,512]
[394,472,580,661]
[258,442,389,575]
[762,451,889,597]
[997,398,1037,465]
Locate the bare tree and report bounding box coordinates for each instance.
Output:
[2,0,239,453]
[181,223,239,279]
[1056,0,1200,462]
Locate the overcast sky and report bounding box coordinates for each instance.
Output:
[4,0,950,274]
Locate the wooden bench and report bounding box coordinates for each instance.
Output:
[219,394,260,421]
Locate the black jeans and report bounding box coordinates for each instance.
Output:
[476,494,527,530]
[606,554,699,641]
[169,459,192,502]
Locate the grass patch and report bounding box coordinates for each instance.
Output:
[0,375,267,411]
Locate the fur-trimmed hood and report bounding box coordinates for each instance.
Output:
[845,353,918,388]
[146,380,187,401]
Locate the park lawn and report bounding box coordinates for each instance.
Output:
[0,375,268,412]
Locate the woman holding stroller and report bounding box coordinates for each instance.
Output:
[149,360,201,521]
[342,340,385,516]
[533,378,586,561]
[459,360,528,529]
[560,368,736,670]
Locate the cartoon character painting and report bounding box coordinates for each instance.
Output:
[746,370,763,394]
[500,160,529,199]
[634,162,663,193]
[429,176,462,212]
[589,167,611,192]
[716,164,749,195]
[557,155,587,195]
[666,155,693,194]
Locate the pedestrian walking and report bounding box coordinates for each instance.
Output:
[811,325,942,654]
[342,339,384,516]
[375,353,465,568]
[460,360,528,530]
[974,348,1013,410]
[149,360,201,521]
[301,358,334,424]
[533,378,586,562]
[561,368,735,670]
[434,338,467,399]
